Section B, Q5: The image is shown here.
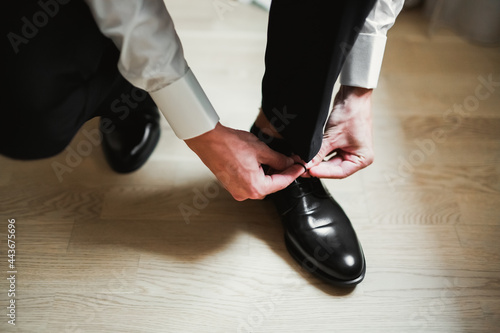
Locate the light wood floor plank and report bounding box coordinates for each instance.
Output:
[1,2,499,332]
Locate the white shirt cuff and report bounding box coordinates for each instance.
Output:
[340,33,387,89]
[149,69,220,140]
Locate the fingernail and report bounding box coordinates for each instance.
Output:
[294,162,307,173]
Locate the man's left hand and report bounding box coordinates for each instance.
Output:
[306,85,374,178]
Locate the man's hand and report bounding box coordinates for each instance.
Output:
[306,85,374,178]
[185,123,305,201]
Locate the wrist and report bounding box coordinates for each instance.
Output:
[339,85,373,99]
[330,85,373,124]
[185,122,224,149]
[333,85,373,116]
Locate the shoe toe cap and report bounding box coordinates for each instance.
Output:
[287,227,366,284]
[320,247,365,282]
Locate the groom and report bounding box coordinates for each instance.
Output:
[2,0,403,286]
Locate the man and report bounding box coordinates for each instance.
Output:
[2,0,403,286]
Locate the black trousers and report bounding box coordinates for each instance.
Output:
[1,0,375,161]
[262,0,376,161]
[1,0,152,159]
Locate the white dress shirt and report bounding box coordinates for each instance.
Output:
[340,0,404,88]
[85,0,403,140]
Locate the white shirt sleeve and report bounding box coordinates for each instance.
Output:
[339,0,404,89]
[84,0,219,140]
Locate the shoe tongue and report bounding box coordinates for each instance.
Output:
[292,177,320,193]
[269,177,325,215]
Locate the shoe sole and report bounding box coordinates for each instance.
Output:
[284,235,366,287]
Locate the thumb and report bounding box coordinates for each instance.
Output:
[305,142,334,169]
[258,144,294,171]
[263,163,305,194]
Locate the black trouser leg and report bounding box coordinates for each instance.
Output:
[1,0,151,160]
[261,0,376,161]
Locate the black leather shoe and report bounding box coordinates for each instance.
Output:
[269,177,365,286]
[100,106,161,173]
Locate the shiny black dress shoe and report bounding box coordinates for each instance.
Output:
[269,177,365,286]
[100,106,161,173]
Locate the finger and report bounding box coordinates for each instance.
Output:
[305,144,335,169]
[307,158,362,179]
[257,144,294,171]
[300,171,312,178]
[262,163,305,194]
[290,154,306,164]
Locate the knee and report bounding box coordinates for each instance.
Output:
[0,115,74,160]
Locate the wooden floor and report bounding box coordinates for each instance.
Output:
[1,1,500,332]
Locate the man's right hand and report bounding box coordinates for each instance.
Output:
[185,122,305,201]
